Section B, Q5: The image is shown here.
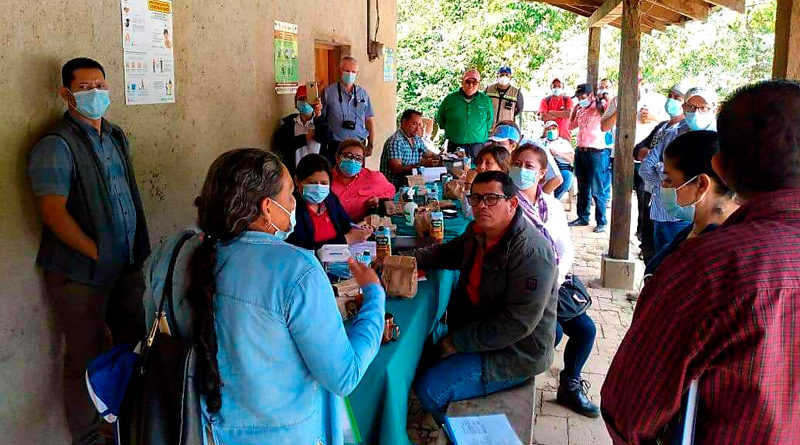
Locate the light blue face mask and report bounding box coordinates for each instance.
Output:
[578,98,591,108]
[664,98,683,118]
[685,111,715,131]
[270,199,297,241]
[302,183,330,204]
[71,88,111,120]
[659,176,699,222]
[546,129,558,141]
[509,166,539,191]
[296,101,314,116]
[552,88,563,96]
[339,158,362,177]
[342,72,357,86]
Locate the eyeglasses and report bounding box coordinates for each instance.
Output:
[463,79,479,86]
[466,193,509,207]
[683,103,713,113]
[340,152,364,163]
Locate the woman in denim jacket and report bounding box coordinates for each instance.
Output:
[144,148,385,445]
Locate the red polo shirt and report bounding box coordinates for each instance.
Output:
[308,203,338,244]
[466,224,510,306]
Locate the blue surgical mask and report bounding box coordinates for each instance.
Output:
[342,72,357,86]
[270,199,297,241]
[339,158,362,177]
[71,89,111,119]
[297,101,313,116]
[552,88,563,96]
[685,111,715,131]
[546,129,558,141]
[659,176,699,221]
[578,98,591,108]
[302,184,329,204]
[509,166,539,191]
[664,98,683,118]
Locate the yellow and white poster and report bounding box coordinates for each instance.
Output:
[120,0,176,105]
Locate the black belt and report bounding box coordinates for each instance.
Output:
[576,146,605,152]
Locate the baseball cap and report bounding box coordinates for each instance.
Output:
[498,66,512,76]
[573,83,593,97]
[489,125,521,143]
[543,120,559,129]
[666,82,687,97]
[295,85,307,99]
[463,69,481,82]
[685,86,718,105]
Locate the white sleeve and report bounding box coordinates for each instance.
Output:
[544,147,562,181]
[545,194,573,285]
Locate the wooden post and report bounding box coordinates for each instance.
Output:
[773,0,800,80]
[608,0,641,260]
[587,27,602,88]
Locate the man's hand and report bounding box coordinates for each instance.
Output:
[365,143,374,157]
[313,100,322,117]
[35,195,99,261]
[439,336,458,359]
[306,129,315,142]
[366,196,380,209]
[420,158,438,167]
[636,148,650,162]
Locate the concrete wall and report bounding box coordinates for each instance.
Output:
[0,1,396,442]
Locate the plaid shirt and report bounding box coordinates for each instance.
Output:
[379,129,427,187]
[601,188,800,444]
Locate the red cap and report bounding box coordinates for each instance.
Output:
[295,85,307,98]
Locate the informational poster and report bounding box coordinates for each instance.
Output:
[274,21,299,95]
[120,0,176,105]
[383,47,396,82]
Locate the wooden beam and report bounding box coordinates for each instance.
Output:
[773,0,800,80]
[587,27,602,89]
[650,0,710,21]
[609,0,641,260]
[588,0,624,27]
[703,0,746,13]
[641,15,668,32]
[639,2,684,23]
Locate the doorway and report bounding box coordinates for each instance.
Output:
[314,42,344,91]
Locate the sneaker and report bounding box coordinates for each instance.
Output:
[593,225,607,233]
[568,219,589,227]
[557,378,601,418]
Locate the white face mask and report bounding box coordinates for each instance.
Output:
[497,76,511,87]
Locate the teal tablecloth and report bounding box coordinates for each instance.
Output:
[390,193,472,243]
[348,269,458,445]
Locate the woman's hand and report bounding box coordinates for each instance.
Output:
[348,257,380,287]
[345,225,372,244]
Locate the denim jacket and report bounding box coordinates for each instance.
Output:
[144,230,385,445]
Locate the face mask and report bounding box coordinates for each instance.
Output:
[664,98,683,118]
[71,89,111,120]
[685,111,715,131]
[339,158,362,177]
[509,166,539,191]
[546,130,558,141]
[597,89,608,96]
[297,101,313,116]
[342,72,357,86]
[269,199,297,241]
[302,184,329,204]
[551,88,563,96]
[578,98,591,108]
[497,76,511,86]
[659,176,700,221]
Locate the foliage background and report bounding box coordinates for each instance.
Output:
[396,0,777,125]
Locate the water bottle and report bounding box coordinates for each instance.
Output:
[404,201,418,225]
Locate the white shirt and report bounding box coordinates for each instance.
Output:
[539,137,573,165]
[293,115,321,166]
[539,193,574,285]
[603,95,669,145]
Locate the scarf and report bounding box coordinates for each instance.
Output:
[517,184,560,265]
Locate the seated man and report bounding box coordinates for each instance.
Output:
[409,171,559,423]
[379,109,439,188]
[276,85,328,175]
[540,120,574,199]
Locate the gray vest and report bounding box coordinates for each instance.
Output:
[36,113,151,287]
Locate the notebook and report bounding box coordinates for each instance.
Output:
[444,414,523,445]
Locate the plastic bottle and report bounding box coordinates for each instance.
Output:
[360,250,372,266]
[376,226,392,260]
[430,211,444,243]
[404,201,418,225]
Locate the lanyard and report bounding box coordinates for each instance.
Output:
[337,82,359,121]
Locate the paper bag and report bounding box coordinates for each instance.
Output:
[382,200,404,217]
[333,279,364,320]
[437,200,456,210]
[380,256,418,298]
[414,208,432,237]
[406,175,426,187]
[444,179,466,200]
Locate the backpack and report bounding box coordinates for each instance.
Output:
[557,274,592,322]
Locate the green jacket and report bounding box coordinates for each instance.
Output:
[436,90,494,145]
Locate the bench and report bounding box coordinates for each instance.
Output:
[434,378,536,445]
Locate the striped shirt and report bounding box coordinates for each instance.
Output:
[638,120,690,222]
[601,188,800,444]
[379,129,427,188]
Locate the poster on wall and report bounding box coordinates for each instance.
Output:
[383,47,396,82]
[120,0,176,105]
[274,21,299,95]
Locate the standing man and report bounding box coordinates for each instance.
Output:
[569,83,609,233]
[380,109,439,188]
[321,56,375,162]
[539,78,574,142]
[437,69,494,158]
[602,80,800,445]
[27,58,150,445]
[485,66,525,130]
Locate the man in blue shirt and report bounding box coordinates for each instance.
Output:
[321,56,376,162]
[379,109,438,187]
[27,58,150,445]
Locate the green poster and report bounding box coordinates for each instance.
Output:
[274,21,299,94]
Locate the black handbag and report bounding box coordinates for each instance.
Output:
[557,273,592,322]
[117,232,203,445]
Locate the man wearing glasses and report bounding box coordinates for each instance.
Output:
[436,69,494,157]
[639,86,718,254]
[408,171,558,425]
[27,58,150,445]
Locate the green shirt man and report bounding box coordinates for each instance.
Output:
[437,69,494,156]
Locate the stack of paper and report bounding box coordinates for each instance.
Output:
[444,414,523,445]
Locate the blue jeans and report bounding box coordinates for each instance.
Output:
[574,149,611,226]
[415,352,529,423]
[554,168,574,200]
[652,220,692,255]
[555,314,597,381]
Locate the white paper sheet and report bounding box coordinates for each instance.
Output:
[444,414,523,445]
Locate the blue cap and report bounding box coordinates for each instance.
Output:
[498,66,512,75]
[489,124,521,143]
